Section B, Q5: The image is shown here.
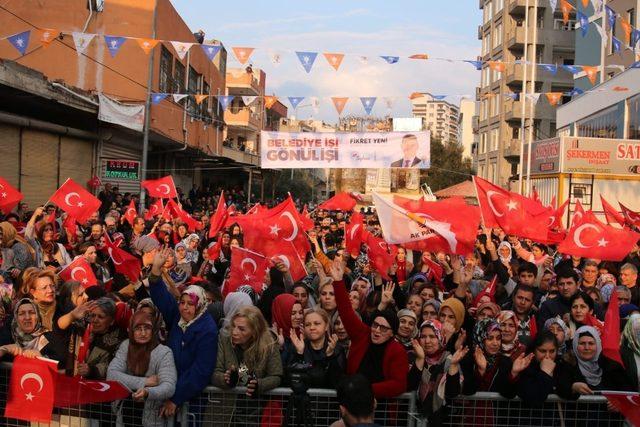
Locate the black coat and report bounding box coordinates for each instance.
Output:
[460,352,516,398]
[556,355,633,400]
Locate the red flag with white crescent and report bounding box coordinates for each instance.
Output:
[363,230,397,280]
[54,374,129,407]
[101,232,141,282]
[601,195,625,227]
[141,175,177,199]
[123,199,137,226]
[620,202,640,228]
[144,198,164,221]
[0,176,23,215]
[601,392,640,426]
[49,178,102,223]
[345,212,364,257]
[225,246,270,296]
[209,191,228,238]
[58,257,98,288]
[4,355,58,423]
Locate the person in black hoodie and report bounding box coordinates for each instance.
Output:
[537,269,580,330]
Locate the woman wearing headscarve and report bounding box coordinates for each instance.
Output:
[221,291,252,329]
[438,297,466,353]
[0,221,35,278]
[0,298,66,361]
[136,298,168,344]
[460,318,533,397]
[149,248,218,422]
[498,311,526,360]
[543,316,570,358]
[621,314,640,390]
[107,311,177,427]
[24,207,72,269]
[76,297,128,379]
[556,325,632,399]
[474,301,501,321]
[182,233,201,264]
[409,320,467,426]
[172,243,193,288]
[271,293,303,352]
[422,299,441,323]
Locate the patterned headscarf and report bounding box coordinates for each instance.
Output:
[420,319,445,348]
[473,318,501,366]
[177,285,208,331]
[544,316,570,356]
[11,298,47,351]
[497,310,520,354]
[572,326,603,387]
[136,298,167,343]
[622,313,640,356]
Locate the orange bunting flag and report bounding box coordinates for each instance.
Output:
[232,47,254,65]
[194,94,208,105]
[613,86,629,92]
[264,96,278,109]
[323,53,345,71]
[409,54,429,60]
[545,92,563,106]
[581,0,589,6]
[620,18,632,44]
[560,0,574,24]
[136,38,159,54]
[39,29,58,48]
[488,61,506,72]
[409,92,423,100]
[331,97,349,115]
[583,65,598,85]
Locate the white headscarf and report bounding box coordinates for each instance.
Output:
[222,292,252,328]
[572,325,603,387]
[498,241,512,264]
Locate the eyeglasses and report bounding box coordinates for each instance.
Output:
[371,321,392,333]
[133,325,153,333]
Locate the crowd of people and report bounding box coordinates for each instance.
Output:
[0,183,639,427]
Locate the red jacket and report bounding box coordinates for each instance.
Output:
[333,280,408,398]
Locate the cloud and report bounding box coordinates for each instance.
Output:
[217,8,370,32]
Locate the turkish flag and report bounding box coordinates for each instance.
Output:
[0,176,23,214]
[602,290,623,365]
[270,240,308,282]
[62,214,78,239]
[601,392,640,426]
[225,246,270,296]
[530,187,540,203]
[549,199,569,230]
[620,202,640,228]
[246,203,268,215]
[144,198,164,221]
[166,199,201,232]
[345,212,364,257]
[557,210,640,261]
[4,355,58,423]
[601,195,625,227]
[474,177,548,241]
[318,192,360,211]
[363,230,397,280]
[102,233,141,282]
[123,199,137,226]
[54,375,129,407]
[420,255,444,290]
[206,238,223,262]
[58,256,98,288]
[300,205,315,231]
[209,191,228,238]
[49,178,101,223]
[472,275,498,306]
[571,199,586,229]
[142,175,177,199]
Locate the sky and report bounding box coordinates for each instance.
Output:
[171,0,481,122]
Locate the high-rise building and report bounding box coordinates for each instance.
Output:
[411,93,460,143]
[459,99,479,159]
[474,0,575,188]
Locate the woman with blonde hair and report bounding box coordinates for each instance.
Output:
[21,268,57,331]
[0,221,35,278]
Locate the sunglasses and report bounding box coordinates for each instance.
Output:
[371,321,392,333]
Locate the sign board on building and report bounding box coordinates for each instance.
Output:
[526,138,561,174]
[103,159,140,181]
[260,131,431,169]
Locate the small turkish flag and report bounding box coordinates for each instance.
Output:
[101,232,141,282]
[87,175,101,189]
[601,391,640,426]
[49,178,101,224]
[58,256,98,288]
[123,199,137,226]
[345,212,364,257]
[0,176,23,214]
[620,202,640,228]
[206,238,223,261]
[300,205,315,231]
[269,241,308,282]
[142,175,177,199]
[54,374,129,407]
[209,191,228,238]
[4,355,58,423]
[166,199,201,232]
[602,291,623,365]
[318,192,359,211]
[225,246,270,296]
[571,199,586,229]
[601,195,625,227]
[144,198,164,221]
[558,210,640,261]
[363,230,397,280]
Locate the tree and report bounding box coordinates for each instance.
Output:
[421,137,474,191]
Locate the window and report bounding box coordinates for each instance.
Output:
[494,0,503,13]
[491,96,499,117]
[173,61,185,95]
[628,9,636,28]
[187,66,199,115]
[480,132,488,153]
[201,81,211,120]
[483,34,490,54]
[629,94,640,140]
[554,19,576,30]
[484,1,493,24]
[576,106,618,138]
[159,46,173,93]
[490,128,499,151]
[494,23,502,48]
[489,163,496,182]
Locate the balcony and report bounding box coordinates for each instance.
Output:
[226,69,262,95]
[221,146,260,167]
[505,63,525,85]
[224,108,262,131]
[508,0,528,16]
[506,26,544,50]
[504,98,556,122]
[503,138,522,159]
[478,25,483,40]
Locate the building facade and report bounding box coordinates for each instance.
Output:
[474,0,575,188]
[458,99,479,159]
[411,93,460,143]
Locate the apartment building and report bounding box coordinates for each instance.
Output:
[459,99,479,159]
[474,0,575,188]
[411,93,460,143]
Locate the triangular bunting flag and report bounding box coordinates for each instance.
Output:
[331,97,349,115]
[563,64,582,74]
[382,97,394,110]
[620,18,632,44]
[218,95,234,111]
[309,97,321,112]
[581,0,589,7]
[541,64,558,74]
[295,51,318,73]
[241,96,257,106]
[288,97,305,109]
[104,35,126,58]
[268,50,283,66]
[323,52,345,71]
[488,61,506,72]
[525,93,541,104]
[380,55,399,64]
[583,65,599,85]
[7,30,30,56]
[360,97,376,115]
[569,87,584,96]
[194,94,208,105]
[72,32,95,54]
[560,0,574,24]
[612,36,622,53]
[505,92,519,101]
[605,6,616,31]
[201,44,221,61]
[264,96,278,109]
[632,29,640,49]
[136,38,159,54]
[631,61,640,69]
[170,41,194,60]
[172,94,188,103]
[549,0,558,11]
[432,95,447,100]
[39,29,57,48]
[577,11,589,37]
[464,60,483,70]
[232,47,254,65]
[409,54,429,60]
[545,92,563,106]
[151,93,168,104]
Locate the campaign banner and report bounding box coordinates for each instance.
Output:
[260,131,430,169]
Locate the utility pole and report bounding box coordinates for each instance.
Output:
[525,0,539,196]
[599,0,608,84]
[518,0,530,194]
